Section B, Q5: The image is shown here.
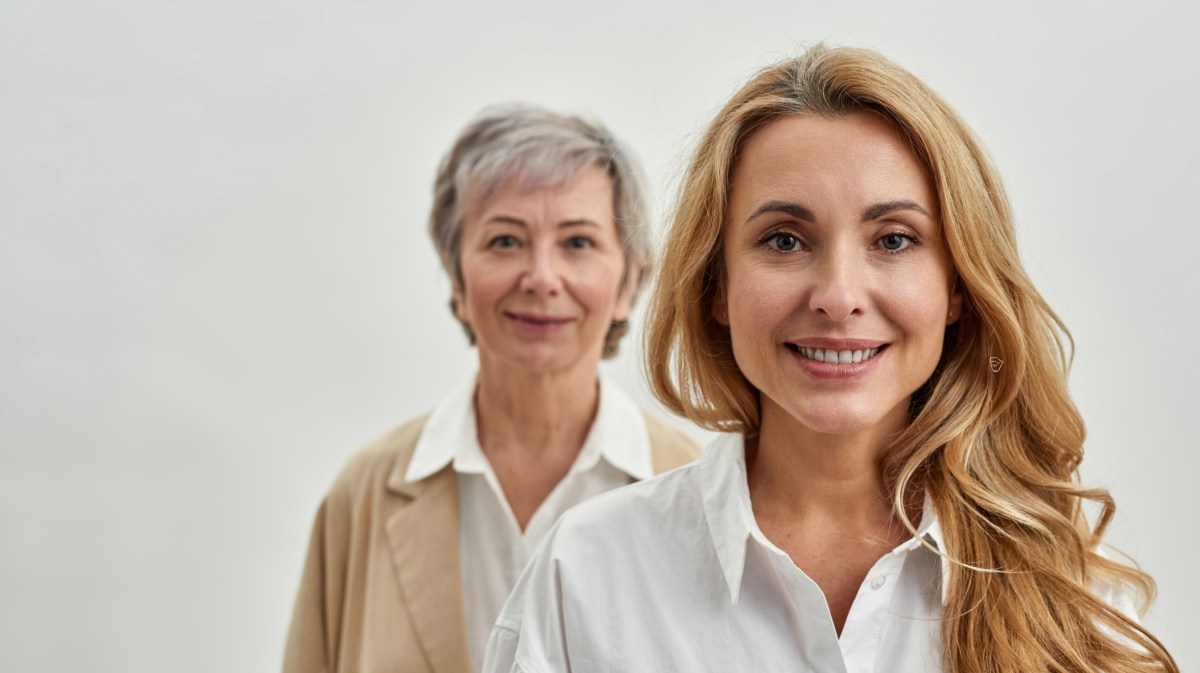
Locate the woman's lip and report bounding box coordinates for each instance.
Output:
[504,311,573,325]
[787,343,888,379]
[499,311,568,328]
[789,338,890,350]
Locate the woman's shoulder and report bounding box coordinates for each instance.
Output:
[598,377,702,472]
[548,457,707,553]
[323,414,431,502]
[641,412,703,472]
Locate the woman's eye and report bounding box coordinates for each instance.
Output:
[766,233,801,252]
[490,235,519,249]
[566,236,593,249]
[879,232,915,253]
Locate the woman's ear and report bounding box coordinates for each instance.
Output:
[613,263,642,323]
[442,251,469,323]
[947,279,965,325]
[713,287,729,326]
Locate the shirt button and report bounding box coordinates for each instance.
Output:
[870,575,887,590]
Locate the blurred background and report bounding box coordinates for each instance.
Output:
[2,0,1196,670]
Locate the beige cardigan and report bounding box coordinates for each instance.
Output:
[283,412,700,673]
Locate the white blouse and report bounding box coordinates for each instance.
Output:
[403,376,655,673]
[482,433,1137,673]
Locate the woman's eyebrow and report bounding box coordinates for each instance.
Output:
[482,216,601,229]
[862,200,932,221]
[746,199,933,225]
[484,215,527,227]
[745,201,815,224]
[559,219,601,229]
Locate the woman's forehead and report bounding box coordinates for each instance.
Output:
[729,113,936,216]
[468,164,612,212]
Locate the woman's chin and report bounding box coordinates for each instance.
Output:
[795,415,880,437]
[482,343,598,376]
[767,398,895,438]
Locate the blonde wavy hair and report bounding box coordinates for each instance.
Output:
[645,44,1177,673]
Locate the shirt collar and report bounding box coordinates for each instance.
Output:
[699,433,948,605]
[574,375,654,480]
[404,376,477,482]
[919,498,950,605]
[698,434,758,605]
[403,374,654,484]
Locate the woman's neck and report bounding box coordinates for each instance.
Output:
[473,354,602,531]
[474,356,600,462]
[747,398,912,532]
[747,398,922,636]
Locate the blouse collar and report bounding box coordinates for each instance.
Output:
[404,374,654,484]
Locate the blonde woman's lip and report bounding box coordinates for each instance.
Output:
[792,345,884,365]
[787,343,892,369]
[785,342,890,375]
[789,337,889,350]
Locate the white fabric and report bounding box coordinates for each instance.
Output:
[482,433,1139,673]
[404,375,654,673]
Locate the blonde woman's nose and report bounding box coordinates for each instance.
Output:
[808,256,867,321]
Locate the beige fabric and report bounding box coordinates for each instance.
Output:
[283,412,700,673]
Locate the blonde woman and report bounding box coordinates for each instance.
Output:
[483,47,1178,673]
[283,105,699,673]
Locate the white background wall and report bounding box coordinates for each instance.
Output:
[2,1,1196,670]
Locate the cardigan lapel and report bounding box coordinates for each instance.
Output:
[384,460,471,673]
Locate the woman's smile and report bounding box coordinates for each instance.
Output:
[785,342,890,380]
[504,311,576,335]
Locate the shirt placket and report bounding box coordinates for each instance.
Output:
[838,550,907,673]
[761,546,849,673]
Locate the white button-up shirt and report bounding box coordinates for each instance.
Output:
[483,433,1137,673]
[404,376,655,673]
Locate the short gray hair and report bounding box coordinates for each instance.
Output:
[428,103,653,358]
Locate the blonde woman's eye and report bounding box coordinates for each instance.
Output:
[490,235,519,249]
[879,232,918,254]
[766,233,801,252]
[566,236,593,249]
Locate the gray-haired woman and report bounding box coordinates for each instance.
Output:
[282,105,699,673]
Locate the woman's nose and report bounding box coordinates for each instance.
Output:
[519,245,563,297]
[807,251,867,321]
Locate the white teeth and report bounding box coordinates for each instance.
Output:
[798,346,881,364]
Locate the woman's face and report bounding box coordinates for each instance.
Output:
[717,111,962,436]
[453,164,635,374]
